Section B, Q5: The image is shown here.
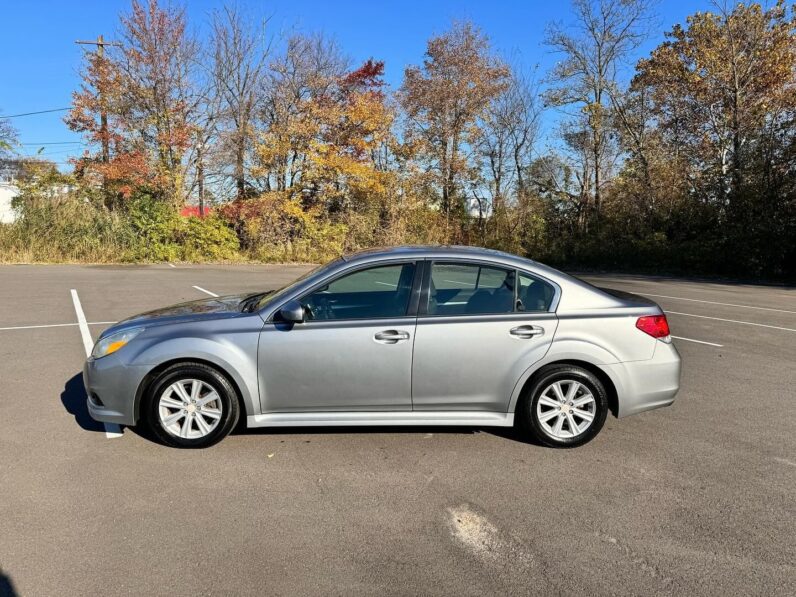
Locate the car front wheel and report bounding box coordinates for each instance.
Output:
[145,362,240,448]
[520,365,608,448]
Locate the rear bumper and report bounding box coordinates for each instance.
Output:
[602,340,682,418]
[83,356,150,426]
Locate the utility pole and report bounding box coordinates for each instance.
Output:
[75,36,121,164]
[197,141,205,217]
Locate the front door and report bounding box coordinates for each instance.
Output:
[258,261,418,412]
[411,261,559,412]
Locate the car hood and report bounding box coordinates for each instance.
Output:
[103,294,253,336]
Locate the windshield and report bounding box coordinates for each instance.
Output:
[246,258,344,312]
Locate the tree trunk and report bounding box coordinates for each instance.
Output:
[235,138,245,200]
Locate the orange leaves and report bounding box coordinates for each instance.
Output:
[65,0,199,206]
[255,58,395,210]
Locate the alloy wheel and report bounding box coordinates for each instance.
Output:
[158,378,224,439]
[536,380,596,439]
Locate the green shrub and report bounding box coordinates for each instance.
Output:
[126,195,241,262]
[126,193,182,261]
[179,215,240,261]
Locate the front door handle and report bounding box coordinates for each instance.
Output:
[509,325,544,339]
[374,330,411,344]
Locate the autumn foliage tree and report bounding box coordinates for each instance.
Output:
[68,0,200,207]
[400,22,509,238]
[67,36,150,206]
[223,51,400,259]
[39,1,794,279]
[627,0,796,273]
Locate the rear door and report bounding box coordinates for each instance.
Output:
[411,261,559,412]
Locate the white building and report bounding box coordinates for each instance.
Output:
[0,181,19,224]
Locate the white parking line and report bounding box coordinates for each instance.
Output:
[70,290,95,357]
[192,285,219,297]
[671,335,723,347]
[443,279,475,286]
[0,321,116,331]
[70,289,123,439]
[643,292,796,314]
[374,281,397,287]
[168,263,176,268]
[665,310,796,333]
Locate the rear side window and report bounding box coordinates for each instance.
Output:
[428,263,515,315]
[427,263,555,315]
[517,272,555,312]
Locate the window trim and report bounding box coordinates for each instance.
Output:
[418,259,557,318]
[268,259,422,323]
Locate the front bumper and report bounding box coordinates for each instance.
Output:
[602,340,682,418]
[83,355,151,426]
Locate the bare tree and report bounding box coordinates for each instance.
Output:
[0,115,19,184]
[211,5,272,200]
[0,115,17,160]
[545,0,654,226]
[480,64,542,237]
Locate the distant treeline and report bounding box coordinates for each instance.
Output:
[1,0,794,280]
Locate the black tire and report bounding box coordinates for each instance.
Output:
[144,362,240,449]
[518,365,608,448]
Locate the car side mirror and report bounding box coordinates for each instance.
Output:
[278,300,305,323]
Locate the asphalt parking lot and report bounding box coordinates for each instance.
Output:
[1,263,794,596]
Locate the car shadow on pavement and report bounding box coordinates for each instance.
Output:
[61,373,106,433]
[0,568,19,597]
[235,424,544,446]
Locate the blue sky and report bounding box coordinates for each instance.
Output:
[1,0,714,168]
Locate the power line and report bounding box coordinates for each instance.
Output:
[2,108,71,119]
[22,149,80,156]
[19,141,84,146]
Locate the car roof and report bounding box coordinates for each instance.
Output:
[342,245,535,264]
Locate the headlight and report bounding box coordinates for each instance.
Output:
[91,327,144,359]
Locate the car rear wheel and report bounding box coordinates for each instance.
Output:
[145,362,239,448]
[520,365,608,448]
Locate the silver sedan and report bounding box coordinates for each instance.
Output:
[84,246,681,448]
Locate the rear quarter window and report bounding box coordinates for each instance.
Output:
[517,272,555,312]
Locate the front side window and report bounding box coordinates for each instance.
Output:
[428,263,515,315]
[301,263,416,321]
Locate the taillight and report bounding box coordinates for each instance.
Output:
[636,315,670,339]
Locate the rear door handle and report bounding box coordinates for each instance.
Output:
[374,330,411,344]
[509,325,544,339]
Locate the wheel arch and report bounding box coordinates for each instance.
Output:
[134,357,249,424]
[510,358,620,418]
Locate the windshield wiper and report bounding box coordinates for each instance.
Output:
[240,291,272,313]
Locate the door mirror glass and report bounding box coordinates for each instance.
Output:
[278,299,305,323]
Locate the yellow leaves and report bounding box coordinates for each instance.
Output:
[281,196,319,225]
[255,84,395,210]
[636,0,796,132]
